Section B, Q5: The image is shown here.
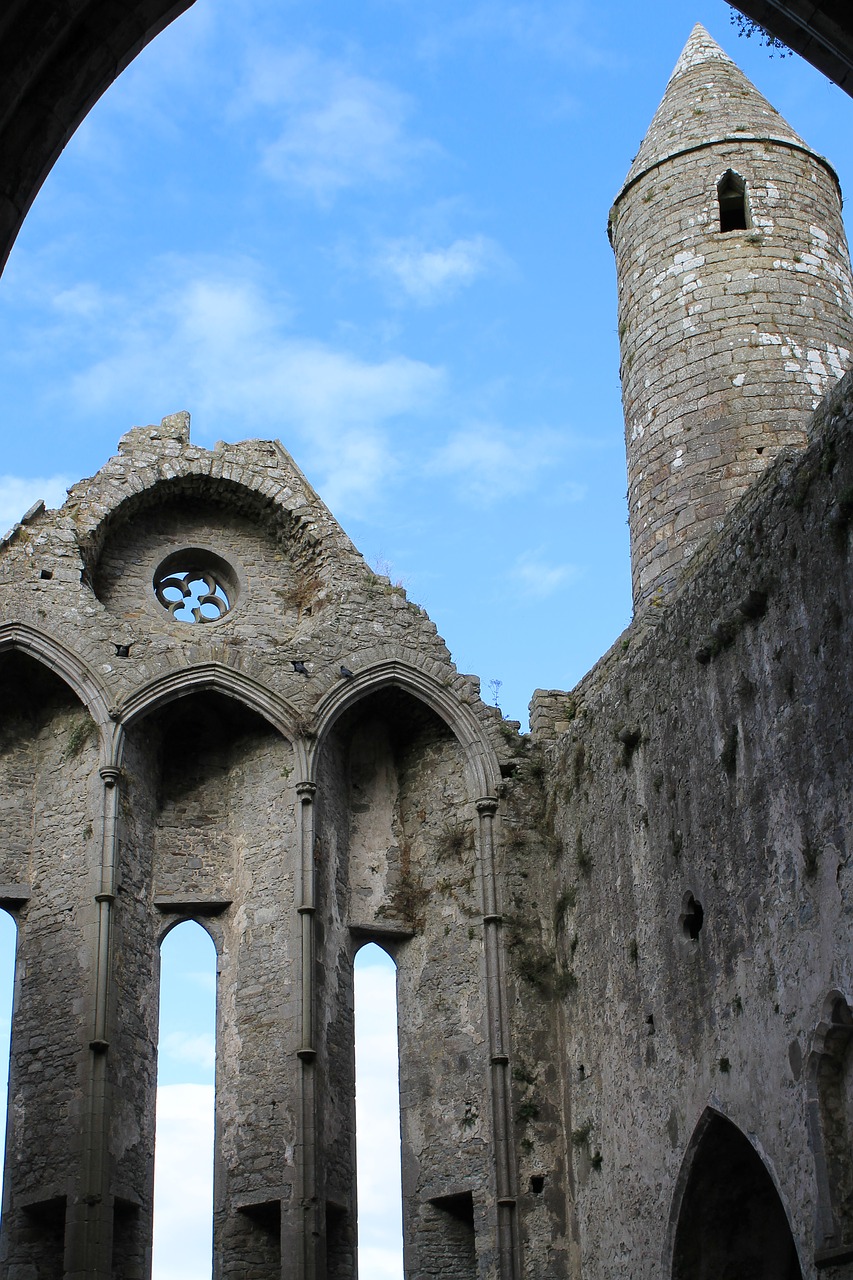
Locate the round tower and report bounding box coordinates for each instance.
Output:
[609,24,853,610]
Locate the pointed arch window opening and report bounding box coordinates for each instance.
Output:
[0,909,16,1225]
[354,942,404,1279]
[152,920,217,1280]
[718,170,750,232]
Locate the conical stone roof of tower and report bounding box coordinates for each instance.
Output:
[619,23,812,193]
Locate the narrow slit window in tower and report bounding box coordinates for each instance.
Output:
[718,170,749,232]
[354,943,404,1278]
[152,921,217,1279]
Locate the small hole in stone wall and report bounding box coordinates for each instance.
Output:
[577,1064,586,1080]
[529,1175,545,1195]
[755,447,764,455]
[681,893,704,940]
[114,644,131,658]
[646,1014,655,1035]
[39,568,52,580]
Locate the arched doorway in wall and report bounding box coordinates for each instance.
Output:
[0,908,16,1218]
[153,919,217,1280]
[354,942,404,1279]
[671,1110,803,1280]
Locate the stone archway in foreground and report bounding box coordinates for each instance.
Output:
[0,0,197,277]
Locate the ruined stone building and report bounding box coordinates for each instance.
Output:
[2,20,853,1280]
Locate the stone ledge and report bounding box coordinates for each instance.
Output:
[153,893,231,915]
[0,883,31,905]
[349,919,416,940]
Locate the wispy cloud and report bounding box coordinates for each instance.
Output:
[376,235,503,304]
[426,422,583,504]
[418,1,618,69]
[68,1,220,163]
[511,549,578,598]
[49,256,444,514]
[159,1030,216,1071]
[237,48,434,202]
[0,475,72,532]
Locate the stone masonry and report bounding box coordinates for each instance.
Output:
[609,25,853,609]
[1,22,853,1280]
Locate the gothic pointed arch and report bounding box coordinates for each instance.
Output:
[717,168,750,231]
[310,666,513,1279]
[310,658,501,798]
[668,1109,803,1280]
[0,622,112,737]
[116,662,304,770]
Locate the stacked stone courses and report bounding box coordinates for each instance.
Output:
[610,24,853,610]
[0,412,519,1279]
[4,20,853,1280]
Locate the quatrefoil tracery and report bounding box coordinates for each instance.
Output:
[155,569,231,623]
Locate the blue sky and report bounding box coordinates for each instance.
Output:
[1,1,852,1274]
[3,0,850,726]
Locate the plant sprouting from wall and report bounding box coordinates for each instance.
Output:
[434,819,474,861]
[64,712,97,761]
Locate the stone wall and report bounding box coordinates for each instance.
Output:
[0,414,515,1279]
[529,365,853,1278]
[1,377,852,1279]
[0,656,100,1278]
[610,26,853,609]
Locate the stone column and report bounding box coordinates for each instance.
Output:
[476,796,519,1280]
[295,781,319,1280]
[65,762,121,1280]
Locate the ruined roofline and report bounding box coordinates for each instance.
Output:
[49,411,369,581]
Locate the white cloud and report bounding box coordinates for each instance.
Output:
[152,1084,214,1280]
[0,475,72,532]
[377,235,501,304]
[511,550,578,598]
[159,1030,216,1071]
[238,48,433,202]
[52,283,110,319]
[427,422,579,503]
[186,967,217,995]
[59,258,444,515]
[148,957,404,1280]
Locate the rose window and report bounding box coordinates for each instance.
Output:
[153,551,237,624]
